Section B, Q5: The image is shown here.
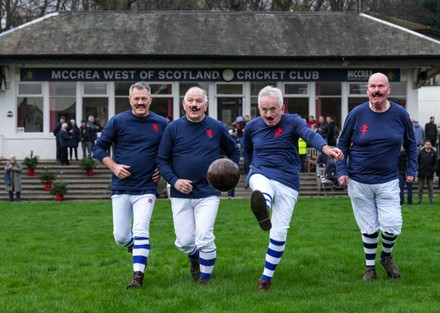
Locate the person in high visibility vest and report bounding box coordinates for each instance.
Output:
[298,137,307,172]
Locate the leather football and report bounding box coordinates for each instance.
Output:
[207,158,240,192]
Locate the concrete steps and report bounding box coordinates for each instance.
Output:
[1,160,112,201]
[1,160,439,201]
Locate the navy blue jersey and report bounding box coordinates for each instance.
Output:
[93,110,167,194]
[244,114,327,191]
[336,101,418,184]
[157,115,240,198]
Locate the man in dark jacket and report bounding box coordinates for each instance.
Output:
[53,115,66,162]
[87,114,102,153]
[67,119,80,161]
[79,120,93,158]
[417,140,437,205]
[424,116,437,150]
[326,116,338,146]
[60,123,71,166]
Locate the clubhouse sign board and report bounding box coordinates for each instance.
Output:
[21,68,400,82]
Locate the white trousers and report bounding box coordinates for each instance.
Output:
[170,196,220,254]
[250,174,299,242]
[111,194,156,246]
[348,179,402,235]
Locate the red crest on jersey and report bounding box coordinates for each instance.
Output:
[148,198,153,203]
[274,127,283,138]
[360,124,368,135]
[152,124,159,133]
[206,129,213,138]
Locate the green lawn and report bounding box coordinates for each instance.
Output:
[1,196,439,313]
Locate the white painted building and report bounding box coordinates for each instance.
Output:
[0,11,439,159]
[419,86,440,126]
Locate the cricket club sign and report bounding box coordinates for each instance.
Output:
[21,68,400,82]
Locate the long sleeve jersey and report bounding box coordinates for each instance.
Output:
[93,110,167,194]
[157,115,240,199]
[336,101,418,184]
[244,114,327,191]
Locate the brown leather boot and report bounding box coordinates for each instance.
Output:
[380,256,401,278]
[127,271,144,289]
[251,190,271,231]
[258,279,271,291]
[362,267,377,281]
[189,256,200,281]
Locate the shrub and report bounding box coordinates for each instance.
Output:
[50,180,68,195]
[38,169,57,184]
[23,150,39,170]
[79,157,97,171]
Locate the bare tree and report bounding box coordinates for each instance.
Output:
[91,0,137,10]
[1,0,439,34]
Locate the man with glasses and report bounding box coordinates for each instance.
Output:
[93,81,168,289]
[336,72,417,281]
[157,86,240,286]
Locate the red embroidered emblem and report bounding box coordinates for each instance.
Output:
[206,129,213,138]
[360,124,368,135]
[148,198,153,203]
[274,127,283,138]
[152,124,158,133]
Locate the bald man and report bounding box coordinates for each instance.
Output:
[336,73,418,281]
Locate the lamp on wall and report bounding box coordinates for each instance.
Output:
[418,71,428,81]
[7,111,13,117]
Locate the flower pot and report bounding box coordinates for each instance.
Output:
[55,194,64,201]
[43,182,52,191]
[86,169,94,176]
[27,169,36,176]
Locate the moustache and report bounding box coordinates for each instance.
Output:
[136,104,146,108]
[189,106,201,111]
[372,92,383,97]
[266,117,274,121]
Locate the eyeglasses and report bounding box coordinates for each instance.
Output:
[185,98,205,104]
[131,97,150,102]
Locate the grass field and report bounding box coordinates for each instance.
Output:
[1,196,439,313]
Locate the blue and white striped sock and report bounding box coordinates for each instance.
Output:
[262,192,272,211]
[380,232,398,259]
[261,239,285,281]
[199,249,216,280]
[133,237,150,273]
[362,232,379,267]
